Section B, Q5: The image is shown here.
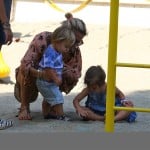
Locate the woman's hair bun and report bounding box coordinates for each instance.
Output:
[65,12,73,20]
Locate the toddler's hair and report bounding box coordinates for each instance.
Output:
[84,65,106,87]
[61,12,87,36]
[51,26,75,46]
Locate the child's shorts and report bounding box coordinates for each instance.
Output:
[126,111,137,123]
[36,78,64,106]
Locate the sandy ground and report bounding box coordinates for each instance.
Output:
[0,5,150,133]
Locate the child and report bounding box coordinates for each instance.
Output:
[73,65,137,123]
[36,26,75,121]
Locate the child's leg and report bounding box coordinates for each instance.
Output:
[81,107,105,121]
[114,110,131,122]
[50,104,64,116]
[42,99,51,118]
[47,104,70,121]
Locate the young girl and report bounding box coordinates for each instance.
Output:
[73,65,137,122]
[36,26,75,121]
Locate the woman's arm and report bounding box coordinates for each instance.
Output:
[30,67,62,86]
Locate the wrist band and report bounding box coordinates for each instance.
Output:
[120,99,128,104]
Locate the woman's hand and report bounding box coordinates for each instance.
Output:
[4,28,13,45]
[3,22,13,45]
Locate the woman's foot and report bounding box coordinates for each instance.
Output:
[18,107,32,120]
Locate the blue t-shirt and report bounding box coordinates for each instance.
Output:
[39,45,63,78]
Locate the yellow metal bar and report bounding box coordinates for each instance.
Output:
[45,0,92,13]
[105,0,119,132]
[114,106,150,113]
[116,62,150,68]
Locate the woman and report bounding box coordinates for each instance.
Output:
[14,13,87,120]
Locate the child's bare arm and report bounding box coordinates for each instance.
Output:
[73,88,89,117]
[115,87,125,100]
[115,87,134,106]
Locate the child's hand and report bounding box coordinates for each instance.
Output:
[76,108,88,118]
[121,99,134,107]
[54,78,62,86]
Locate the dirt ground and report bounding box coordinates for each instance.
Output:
[0,4,150,132]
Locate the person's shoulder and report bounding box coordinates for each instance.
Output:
[82,87,89,94]
[35,31,52,37]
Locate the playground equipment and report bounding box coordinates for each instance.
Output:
[45,0,92,13]
[44,0,150,132]
[105,0,150,132]
[0,51,10,78]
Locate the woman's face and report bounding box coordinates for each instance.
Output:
[74,31,84,47]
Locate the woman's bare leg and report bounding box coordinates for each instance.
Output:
[17,70,32,120]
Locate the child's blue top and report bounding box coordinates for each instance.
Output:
[85,91,122,112]
[39,45,63,78]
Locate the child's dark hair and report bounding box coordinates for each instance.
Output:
[84,65,106,87]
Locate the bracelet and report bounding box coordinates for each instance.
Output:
[120,99,128,104]
[37,69,41,78]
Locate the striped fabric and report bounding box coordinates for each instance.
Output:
[0,119,13,130]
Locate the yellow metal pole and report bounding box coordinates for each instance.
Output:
[114,106,150,113]
[116,62,150,68]
[105,0,119,132]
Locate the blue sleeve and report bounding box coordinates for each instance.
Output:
[39,46,55,68]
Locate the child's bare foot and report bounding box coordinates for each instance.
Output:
[18,107,32,120]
